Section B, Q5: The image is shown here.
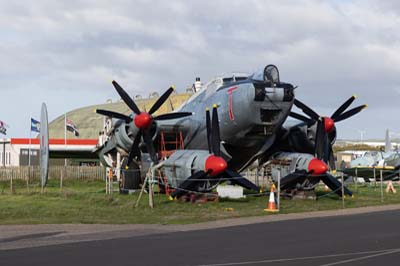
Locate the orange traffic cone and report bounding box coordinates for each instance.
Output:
[264,183,279,212]
[386,181,397,194]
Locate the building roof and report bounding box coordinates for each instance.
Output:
[48,93,192,139]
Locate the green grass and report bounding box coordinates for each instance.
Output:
[1,179,400,225]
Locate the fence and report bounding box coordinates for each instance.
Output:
[0,166,106,181]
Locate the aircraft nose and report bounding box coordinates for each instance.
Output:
[308,158,328,175]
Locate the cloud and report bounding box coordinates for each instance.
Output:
[0,0,399,139]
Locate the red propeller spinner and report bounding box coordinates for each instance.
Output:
[134,113,153,129]
[308,158,328,175]
[205,155,228,177]
[324,117,335,133]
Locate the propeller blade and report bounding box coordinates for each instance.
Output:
[96,109,131,122]
[225,169,259,191]
[206,108,212,154]
[323,132,331,164]
[148,87,174,115]
[112,80,141,114]
[170,170,208,199]
[293,99,320,120]
[154,112,192,120]
[211,105,221,156]
[126,131,142,168]
[333,105,367,123]
[330,95,356,120]
[143,129,158,163]
[289,112,314,124]
[328,146,336,170]
[280,170,308,190]
[320,173,353,197]
[315,118,326,160]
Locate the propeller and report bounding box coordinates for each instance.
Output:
[170,105,259,199]
[289,96,367,168]
[96,80,192,166]
[279,158,352,197]
[280,158,328,189]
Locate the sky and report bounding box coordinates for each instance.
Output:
[0,0,399,140]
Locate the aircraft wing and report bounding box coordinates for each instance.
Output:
[10,138,99,160]
[342,166,397,180]
[47,139,99,159]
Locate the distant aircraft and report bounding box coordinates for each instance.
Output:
[95,65,366,198]
[343,130,400,181]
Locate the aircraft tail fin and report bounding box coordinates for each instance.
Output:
[385,129,391,153]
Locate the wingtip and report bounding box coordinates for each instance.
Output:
[93,109,97,113]
[353,94,357,99]
[364,104,368,109]
[171,85,175,90]
[212,103,218,108]
[206,107,210,111]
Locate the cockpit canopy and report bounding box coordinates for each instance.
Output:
[251,65,280,84]
[203,72,249,92]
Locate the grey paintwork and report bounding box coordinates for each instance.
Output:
[98,65,325,190]
[40,103,49,188]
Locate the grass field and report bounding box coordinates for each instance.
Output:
[1,179,400,225]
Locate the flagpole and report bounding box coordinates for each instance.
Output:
[29,118,31,167]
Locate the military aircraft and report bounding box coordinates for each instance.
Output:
[95,65,366,198]
[343,130,400,181]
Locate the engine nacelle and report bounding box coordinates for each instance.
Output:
[269,152,327,180]
[163,150,210,189]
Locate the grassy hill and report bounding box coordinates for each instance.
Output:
[48,93,192,139]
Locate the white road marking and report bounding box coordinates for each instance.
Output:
[316,248,400,266]
[193,248,400,266]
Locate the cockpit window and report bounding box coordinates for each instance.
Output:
[251,64,280,84]
[235,76,248,81]
[265,65,280,83]
[222,77,234,84]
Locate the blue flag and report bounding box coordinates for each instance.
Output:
[31,118,40,133]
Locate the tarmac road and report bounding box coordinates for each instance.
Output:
[1,207,400,266]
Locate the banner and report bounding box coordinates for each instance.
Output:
[66,118,79,137]
[0,120,8,135]
[31,118,40,133]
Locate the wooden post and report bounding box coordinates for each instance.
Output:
[148,175,154,209]
[110,167,113,195]
[341,172,345,209]
[60,169,63,193]
[135,175,148,208]
[355,167,358,192]
[26,169,30,193]
[373,167,377,190]
[277,170,280,211]
[105,168,108,194]
[10,172,14,194]
[380,170,384,203]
